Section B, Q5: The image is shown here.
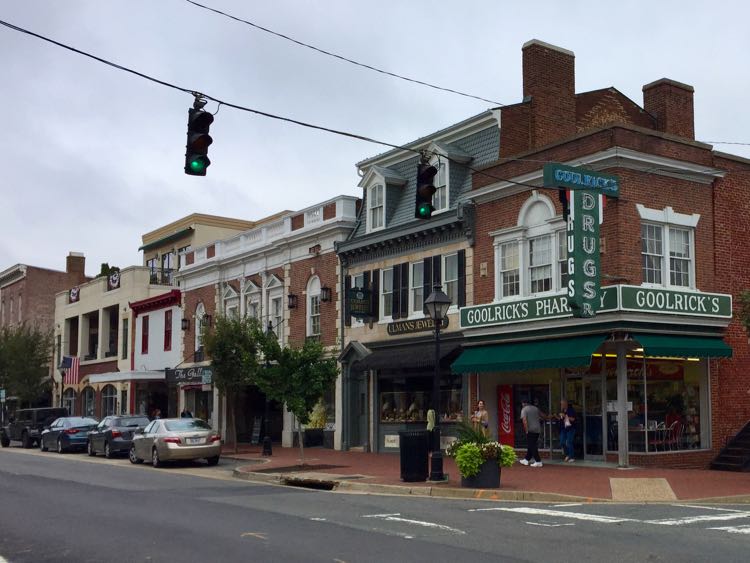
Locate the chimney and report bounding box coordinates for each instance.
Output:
[66,252,86,279]
[522,39,577,149]
[642,78,695,140]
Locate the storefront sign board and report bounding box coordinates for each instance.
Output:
[543,163,620,198]
[567,190,601,318]
[165,366,213,385]
[386,317,448,336]
[620,285,732,318]
[348,287,372,318]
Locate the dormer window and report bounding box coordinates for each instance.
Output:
[432,159,449,213]
[368,184,384,231]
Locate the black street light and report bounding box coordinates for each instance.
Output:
[423,284,451,481]
[263,320,275,456]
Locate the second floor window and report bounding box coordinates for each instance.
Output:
[443,253,459,305]
[381,268,394,319]
[368,184,384,230]
[433,161,448,212]
[499,242,520,298]
[410,262,424,314]
[307,277,321,338]
[528,235,553,294]
[271,295,283,340]
[164,310,172,351]
[141,315,149,355]
[641,223,693,288]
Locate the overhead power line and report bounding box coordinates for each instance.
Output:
[183,0,505,107]
[0,18,747,191]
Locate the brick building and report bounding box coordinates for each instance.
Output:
[176,196,358,448]
[448,39,750,468]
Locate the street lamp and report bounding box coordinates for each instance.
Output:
[263,320,275,456]
[423,284,451,481]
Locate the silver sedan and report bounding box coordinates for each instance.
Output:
[129,418,221,468]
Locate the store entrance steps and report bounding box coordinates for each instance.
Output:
[711,420,750,472]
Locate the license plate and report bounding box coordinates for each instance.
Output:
[186,438,203,445]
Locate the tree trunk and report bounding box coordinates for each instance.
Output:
[297,426,305,467]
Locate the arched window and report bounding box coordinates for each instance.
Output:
[195,302,206,352]
[62,388,76,416]
[494,191,566,300]
[102,385,117,417]
[306,276,321,339]
[82,387,95,417]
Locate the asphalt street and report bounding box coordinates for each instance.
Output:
[1,447,749,562]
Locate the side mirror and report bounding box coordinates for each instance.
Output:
[134,428,144,435]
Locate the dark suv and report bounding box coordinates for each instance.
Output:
[1,407,69,448]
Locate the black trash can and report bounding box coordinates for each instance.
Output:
[399,430,430,482]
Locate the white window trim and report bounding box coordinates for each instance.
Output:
[408,262,426,319]
[366,183,385,233]
[637,204,698,290]
[223,285,239,318]
[306,276,321,338]
[442,253,460,312]
[379,268,394,322]
[430,156,450,215]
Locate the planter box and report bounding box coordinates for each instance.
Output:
[304,428,324,448]
[323,429,335,449]
[460,460,500,489]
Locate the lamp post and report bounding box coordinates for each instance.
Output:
[262,320,274,456]
[423,284,451,481]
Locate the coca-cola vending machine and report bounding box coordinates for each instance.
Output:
[497,385,514,447]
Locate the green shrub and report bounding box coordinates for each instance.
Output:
[455,443,484,478]
[498,444,517,468]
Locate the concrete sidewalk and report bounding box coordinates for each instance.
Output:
[222,444,750,503]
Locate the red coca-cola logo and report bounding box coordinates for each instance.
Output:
[500,392,512,434]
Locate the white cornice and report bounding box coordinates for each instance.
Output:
[0,265,27,289]
[464,146,726,205]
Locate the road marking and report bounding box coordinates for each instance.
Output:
[526,521,575,528]
[310,517,327,521]
[552,503,583,507]
[469,507,635,524]
[708,524,750,534]
[241,532,268,540]
[672,504,745,512]
[362,514,465,534]
[645,512,750,526]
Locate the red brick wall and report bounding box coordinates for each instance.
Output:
[576,89,655,132]
[206,245,215,259]
[323,202,336,220]
[287,252,338,348]
[643,80,695,140]
[79,360,118,378]
[291,214,304,231]
[182,284,217,360]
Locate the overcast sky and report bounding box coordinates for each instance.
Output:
[2,0,749,275]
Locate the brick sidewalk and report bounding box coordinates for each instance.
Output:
[222,444,750,501]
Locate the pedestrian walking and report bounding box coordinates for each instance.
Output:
[519,398,544,467]
[558,399,577,462]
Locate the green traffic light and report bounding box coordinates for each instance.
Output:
[418,204,432,217]
[190,159,206,173]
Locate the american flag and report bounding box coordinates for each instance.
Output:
[61,356,80,385]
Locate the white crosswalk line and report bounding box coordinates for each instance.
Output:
[469,507,635,524]
[708,524,750,534]
[646,512,750,526]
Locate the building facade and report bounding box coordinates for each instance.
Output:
[177,196,359,447]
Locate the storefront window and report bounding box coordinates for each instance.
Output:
[379,375,463,424]
[101,385,117,417]
[185,388,213,422]
[62,388,76,416]
[82,387,95,417]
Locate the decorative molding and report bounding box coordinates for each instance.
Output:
[636,204,700,227]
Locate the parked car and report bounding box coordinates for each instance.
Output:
[40,416,99,453]
[129,418,221,468]
[0,407,69,448]
[87,415,150,458]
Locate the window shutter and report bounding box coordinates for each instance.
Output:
[422,257,433,314]
[457,249,466,308]
[432,254,442,290]
[344,275,351,327]
[391,264,400,319]
[370,269,380,320]
[400,262,409,318]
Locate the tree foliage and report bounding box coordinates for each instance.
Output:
[0,324,53,406]
[739,291,750,333]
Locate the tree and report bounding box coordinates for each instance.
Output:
[97,263,120,278]
[258,337,339,465]
[0,324,53,407]
[201,315,265,453]
[739,291,750,333]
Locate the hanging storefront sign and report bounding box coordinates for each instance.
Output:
[566,189,601,317]
[165,366,213,385]
[497,385,514,447]
[542,163,620,198]
[348,287,372,318]
[459,285,731,329]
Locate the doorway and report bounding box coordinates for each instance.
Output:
[565,375,606,461]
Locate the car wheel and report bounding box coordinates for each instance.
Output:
[2,433,11,448]
[57,438,65,454]
[151,447,162,468]
[129,445,143,464]
[207,456,220,467]
[40,437,48,452]
[87,440,96,456]
[21,432,31,449]
[104,442,113,459]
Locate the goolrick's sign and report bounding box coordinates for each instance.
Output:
[543,163,620,198]
[459,285,731,329]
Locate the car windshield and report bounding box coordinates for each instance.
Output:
[67,417,98,426]
[116,417,150,428]
[164,419,211,432]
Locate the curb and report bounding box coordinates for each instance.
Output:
[231,467,605,503]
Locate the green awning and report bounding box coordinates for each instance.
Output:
[139,227,194,252]
[633,333,732,358]
[452,334,605,374]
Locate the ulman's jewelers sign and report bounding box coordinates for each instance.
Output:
[459,285,731,329]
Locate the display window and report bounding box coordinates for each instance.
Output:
[378,373,463,424]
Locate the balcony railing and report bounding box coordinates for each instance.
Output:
[149,268,175,286]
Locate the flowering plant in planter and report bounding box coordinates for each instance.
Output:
[447,422,517,479]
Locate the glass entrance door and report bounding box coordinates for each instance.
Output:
[565,376,606,461]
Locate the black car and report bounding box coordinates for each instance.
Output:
[87,415,150,458]
[1,407,69,448]
[40,416,99,453]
